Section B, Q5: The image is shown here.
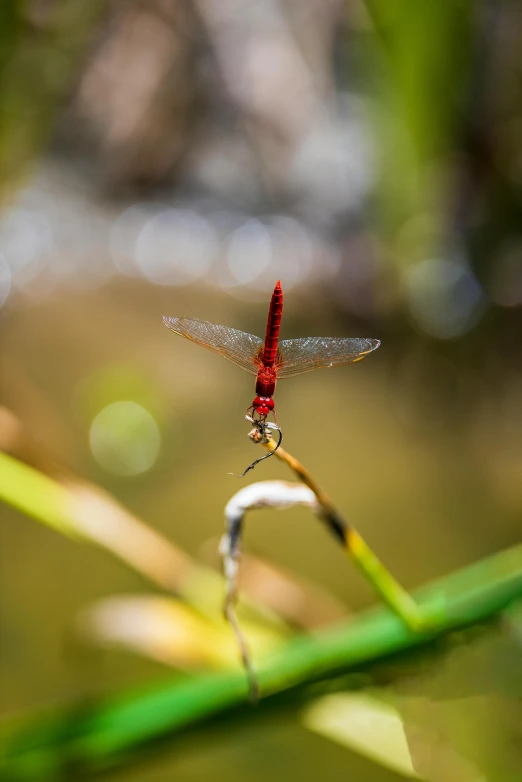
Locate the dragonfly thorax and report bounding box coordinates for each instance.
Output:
[255,366,277,398]
[253,366,277,417]
[252,396,274,417]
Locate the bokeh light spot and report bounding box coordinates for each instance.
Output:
[89,401,161,476]
[135,208,217,285]
[406,258,486,339]
[0,208,53,287]
[109,203,168,278]
[227,219,272,286]
[0,253,11,308]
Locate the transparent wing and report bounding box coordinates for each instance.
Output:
[163,317,263,376]
[275,337,380,379]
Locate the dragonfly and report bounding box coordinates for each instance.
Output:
[163,280,380,423]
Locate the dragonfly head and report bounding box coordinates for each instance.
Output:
[252,396,274,417]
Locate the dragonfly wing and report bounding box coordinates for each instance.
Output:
[276,337,380,379]
[163,317,263,376]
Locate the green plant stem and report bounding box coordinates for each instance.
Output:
[2,543,521,780]
[263,438,427,629]
[0,450,80,539]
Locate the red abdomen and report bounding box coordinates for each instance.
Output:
[262,280,283,366]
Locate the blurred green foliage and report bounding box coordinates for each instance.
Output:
[365,1,473,232]
[0,0,106,193]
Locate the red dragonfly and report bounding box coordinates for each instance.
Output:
[163,280,380,421]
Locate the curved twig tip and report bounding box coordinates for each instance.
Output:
[237,425,283,478]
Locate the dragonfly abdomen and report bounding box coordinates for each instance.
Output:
[262,280,283,366]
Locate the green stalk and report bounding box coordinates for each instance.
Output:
[262,438,428,629]
[344,526,432,629]
[0,451,80,539]
[2,543,521,780]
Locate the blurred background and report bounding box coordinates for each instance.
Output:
[1,1,521,780]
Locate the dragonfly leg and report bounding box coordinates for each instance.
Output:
[246,403,265,422]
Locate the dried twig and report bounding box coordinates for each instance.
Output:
[220,481,318,700]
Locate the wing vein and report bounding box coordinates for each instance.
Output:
[276,337,380,378]
[163,317,263,376]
